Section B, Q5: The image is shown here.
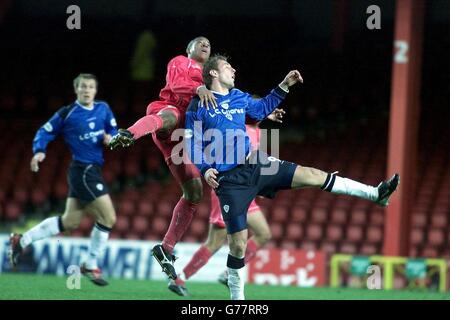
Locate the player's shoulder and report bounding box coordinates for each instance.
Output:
[94,100,111,110]
[187,96,202,113]
[169,55,188,66]
[56,102,77,120]
[230,88,248,97]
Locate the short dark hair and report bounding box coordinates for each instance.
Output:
[186,36,208,55]
[73,73,98,89]
[202,54,229,89]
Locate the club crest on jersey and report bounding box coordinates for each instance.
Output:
[89,122,95,129]
[223,205,229,213]
[220,103,229,110]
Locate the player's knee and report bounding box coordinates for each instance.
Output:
[158,110,178,130]
[229,238,247,257]
[61,214,80,231]
[182,179,203,204]
[255,228,271,245]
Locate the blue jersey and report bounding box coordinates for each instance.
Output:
[185,86,288,175]
[32,100,118,166]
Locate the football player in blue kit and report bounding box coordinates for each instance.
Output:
[9,74,118,286]
[185,55,399,300]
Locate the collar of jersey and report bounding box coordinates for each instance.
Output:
[75,100,95,110]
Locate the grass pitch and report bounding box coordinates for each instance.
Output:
[0,273,448,300]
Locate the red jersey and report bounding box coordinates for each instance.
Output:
[158,55,203,113]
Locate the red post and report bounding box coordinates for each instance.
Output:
[383,0,424,256]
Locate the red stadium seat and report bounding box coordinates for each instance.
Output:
[430,214,448,229]
[427,229,445,246]
[132,216,150,235]
[339,242,357,254]
[320,241,338,255]
[349,209,367,225]
[156,201,173,217]
[151,216,168,235]
[420,246,438,258]
[306,224,323,241]
[270,223,284,241]
[190,219,207,238]
[369,209,384,226]
[410,228,425,246]
[31,189,47,207]
[271,206,289,223]
[279,240,297,249]
[118,199,135,216]
[310,208,327,224]
[366,226,383,243]
[299,241,317,251]
[286,224,303,241]
[290,206,308,223]
[137,200,153,217]
[12,188,28,204]
[113,215,130,233]
[330,208,347,225]
[4,202,22,221]
[125,232,141,240]
[360,243,378,255]
[325,225,343,241]
[411,212,427,228]
[345,225,364,242]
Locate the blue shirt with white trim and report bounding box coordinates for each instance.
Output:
[185,86,288,175]
[32,100,118,166]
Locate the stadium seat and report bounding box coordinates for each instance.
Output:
[349,209,367,225]
[420,246,438,258]
[339,242,357,254]
[366,226,383,243]
[114,216,130,233]
[345,225,364,242]
[427,228,445,246]
[430,214,448,229]
[137,200,153,217]
[410,228,425,246]
[190,219,207,238]
[31,189,47,207]
[279,240,297,249]
[151,216,168,235]
[360,243,378,255]
[306,224,323,241]
[411,212,428,228]
[320,241,338,255]
[270,223,284,241]
[369,209,384,226]
[290,206,308,223]
[286,224,303,241]
[79,217,94,233]
[4,202,22,221]
[325,224,343,241]
[330,208,347,225]
[118,199,135,216]
[299,241,318,251]
[156,201,173,217]
[271,206,289,223]
[310,208,328,224]
[132,216,150,235]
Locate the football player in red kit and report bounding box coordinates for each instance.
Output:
[109,37,217,279]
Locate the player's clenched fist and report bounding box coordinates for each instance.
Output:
[30,152,46,172]
[279,70,303,91]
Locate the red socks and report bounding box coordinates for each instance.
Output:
[182,245,213,280]
[244,239,259,264]
[162,198,197,254]
[127,114,164,140]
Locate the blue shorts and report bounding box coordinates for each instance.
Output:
[67,161,108,204]
[215,151,297,234]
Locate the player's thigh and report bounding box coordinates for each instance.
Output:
[204,224,228,253]
[291,165,328,189]
[84,194,117,227]
[247,210,271,240]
